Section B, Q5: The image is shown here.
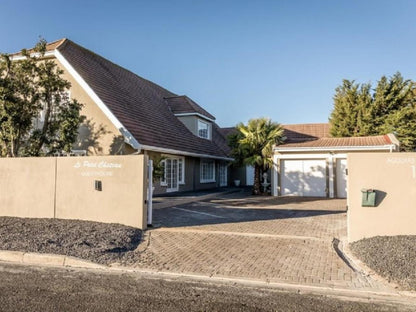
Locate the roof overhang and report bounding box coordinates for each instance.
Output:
[140,144,233,161]
[274,144,398,153]
[174,113,215,122]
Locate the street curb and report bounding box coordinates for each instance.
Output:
[1,249,416,306]
[0,250,105,270]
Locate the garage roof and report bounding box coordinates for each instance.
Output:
[275,133,399,152]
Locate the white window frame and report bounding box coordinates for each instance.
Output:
[178,157,185,185]
[197,119,211,140]
[200,159,216,183]
[160,156,185,186]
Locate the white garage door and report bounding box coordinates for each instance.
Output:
[281,159,327,197]
[336,158,347,198]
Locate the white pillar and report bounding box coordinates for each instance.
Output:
[328,154,334,198]
[271,154,278,196]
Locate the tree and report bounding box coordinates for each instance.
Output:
[0,39,84,157]
[329,72,416,151]
[229,118,285,195]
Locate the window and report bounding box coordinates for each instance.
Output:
[197,119,210,139]
[200,159,215,183]
[160,156,185,186]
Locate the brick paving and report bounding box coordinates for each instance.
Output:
[135,191,392,292]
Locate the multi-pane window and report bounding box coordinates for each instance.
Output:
[197,120,210,139]
[160,156,185,186]
[200,159,215,183]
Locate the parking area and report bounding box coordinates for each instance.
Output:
[134,191,392,292]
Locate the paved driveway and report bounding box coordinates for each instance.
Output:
[134,191,391,292]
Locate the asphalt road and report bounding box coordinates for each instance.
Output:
[0,262,413,312]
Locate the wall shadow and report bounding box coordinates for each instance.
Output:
[153,203,345,228]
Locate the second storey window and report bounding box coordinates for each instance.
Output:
[197,119,210,139]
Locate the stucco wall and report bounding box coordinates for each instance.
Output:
[348,153,416,242]
[55,58,129,155]
[0,155,148,229]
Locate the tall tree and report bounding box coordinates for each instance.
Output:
[229,118,285,195]
[0,39,84,157]
[329,72,416,151]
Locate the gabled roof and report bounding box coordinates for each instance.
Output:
[276,123,399,151]
[21,39,231,159]
[165,95,216,120]
[282,123,330,143]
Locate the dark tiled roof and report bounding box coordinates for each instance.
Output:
[55,39,230,159]
[165,96,215,120]
[277,135,393,149]
[282,123,330,143]
[218,127,238,138]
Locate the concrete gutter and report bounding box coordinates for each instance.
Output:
[0,250,105,270]
[1,248,416,306]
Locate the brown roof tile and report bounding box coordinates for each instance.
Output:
[282,123,330,143]
[277,135,393,149]
[52,39,230,159]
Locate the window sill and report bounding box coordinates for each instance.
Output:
[200,180,216,184]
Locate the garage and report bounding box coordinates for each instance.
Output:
[281,159,326,197]
[271,123,400,198]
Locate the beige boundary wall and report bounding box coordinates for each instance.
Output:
[348,153,416,242]
[0,155,148,229]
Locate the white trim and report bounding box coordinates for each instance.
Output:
[10,51,55,61]
[274,145,396,152]
[140,144,233,161]
[174,112,215,122]
[54,50,141,150]
[328,154,334,198]
[271,154,278,196]
[275,153,335,159]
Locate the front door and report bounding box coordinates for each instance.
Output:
[166,158,179,192]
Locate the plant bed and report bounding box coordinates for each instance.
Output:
[350,235,416,291]
[0,217,142,265]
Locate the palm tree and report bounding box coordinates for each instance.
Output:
[229,118,285,195]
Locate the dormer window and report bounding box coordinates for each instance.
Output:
[198,119,211,139]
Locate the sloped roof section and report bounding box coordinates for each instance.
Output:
[165,95,216,120]
[276,134,394,149]
[282,123,330,143]
[54,39,230,159]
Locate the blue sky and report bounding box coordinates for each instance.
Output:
[1,0,416,127]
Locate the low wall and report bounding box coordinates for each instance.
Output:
[0,155,148,229]
[348,153,416,242]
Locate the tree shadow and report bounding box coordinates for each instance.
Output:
[74,119,109,155]
[109,135,125,155]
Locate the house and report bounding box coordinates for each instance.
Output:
[11,39,232,194]
[271,123,400,198]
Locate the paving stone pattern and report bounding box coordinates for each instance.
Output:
[136,192,391,291]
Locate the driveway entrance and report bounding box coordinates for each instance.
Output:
[134,191,392,293]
